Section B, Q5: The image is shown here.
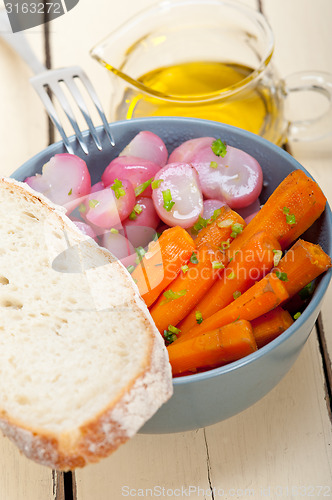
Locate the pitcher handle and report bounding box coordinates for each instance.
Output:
[282,71,332,142]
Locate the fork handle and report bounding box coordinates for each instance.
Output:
[0,10,46,74]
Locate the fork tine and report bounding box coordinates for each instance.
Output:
[44,80,89,155]
[75,68,115,147]
[64,76,103,151]
[30,77,75,154]
[30,67,115,155]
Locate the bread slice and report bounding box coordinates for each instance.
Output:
[0,177,173,470]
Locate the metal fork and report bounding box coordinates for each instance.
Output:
[0,10,114,155]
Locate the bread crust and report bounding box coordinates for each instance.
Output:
[0,177,173,470]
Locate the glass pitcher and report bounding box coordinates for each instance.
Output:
[90,0,332,145]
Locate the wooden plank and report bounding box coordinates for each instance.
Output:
[0,436,55,500]
[0,3,59,499]
[0,5,49,175]
[205,329,332,494]
[75,431,212,500]
[263,0,332,388]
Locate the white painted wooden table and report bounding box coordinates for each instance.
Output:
[0,1,331,499]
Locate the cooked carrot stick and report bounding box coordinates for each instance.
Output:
[273,239,331,297]
[178,231,281,334]
[150,244,226,333]
[178,273,289,341]
[194,205,245,249]
[131,226,195,307]
[168,320,257,376]
[181,238,331,342]
[227,169,326,257]
[251,307,294,348]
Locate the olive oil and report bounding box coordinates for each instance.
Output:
[116,61,283,143]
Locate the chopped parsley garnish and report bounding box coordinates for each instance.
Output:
[111,179,126,199]
[207,208,222,223]
[78,203,86,214]
[110,228,119,234]
[162,189,175,212]
[162,289,187,303]
[273,249,283,267]
[88,199,100,209]
[151,179,164,189]
[220,239,231,250]
[282,207,296,225]
[129,203,143,220]
[163,325,180,345]
[210,161,218,169]
[134,178,153,197]
[212,261,225,270]
[68,188,72,196]
[299,281,315,300]
[127,265,135,274]
[190,252,199,264]
[217,218,233,228]
[275,270,288,281]
[134,203,143,214]
[211,138,227,157]
[294,312,302,320]
[228,270,235,280]
[195,311,203,324]
[233,291,241,300]
[181,264,189,274]
[168,324,180,335]
[193,210,224,231]
[135,246,146,264]
[193,216,208,232]
[153,232,162,242]
[286,213,296,225]
[230,223,244,238]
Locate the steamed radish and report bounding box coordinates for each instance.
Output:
[122,197,160,248]
[100,230,135,262]
[123,197,160,230]
[123,226,158,250]
[119,131,168,167]
[91,181,104,193]
[102,156,161,198]
[245,210,260,224]
[152,163,203,228]
[71,220,98,241]
[80,180,135,229]
[169,137,215,163]
[25,154,91,214]
[202,199,227,220]
[191,141,263,209]
[25,174,49,194]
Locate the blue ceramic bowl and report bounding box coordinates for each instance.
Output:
[12,117,332,434]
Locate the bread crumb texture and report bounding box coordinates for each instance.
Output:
[0,178,172,470]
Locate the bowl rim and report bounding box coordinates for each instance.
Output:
[11,116,332,386]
